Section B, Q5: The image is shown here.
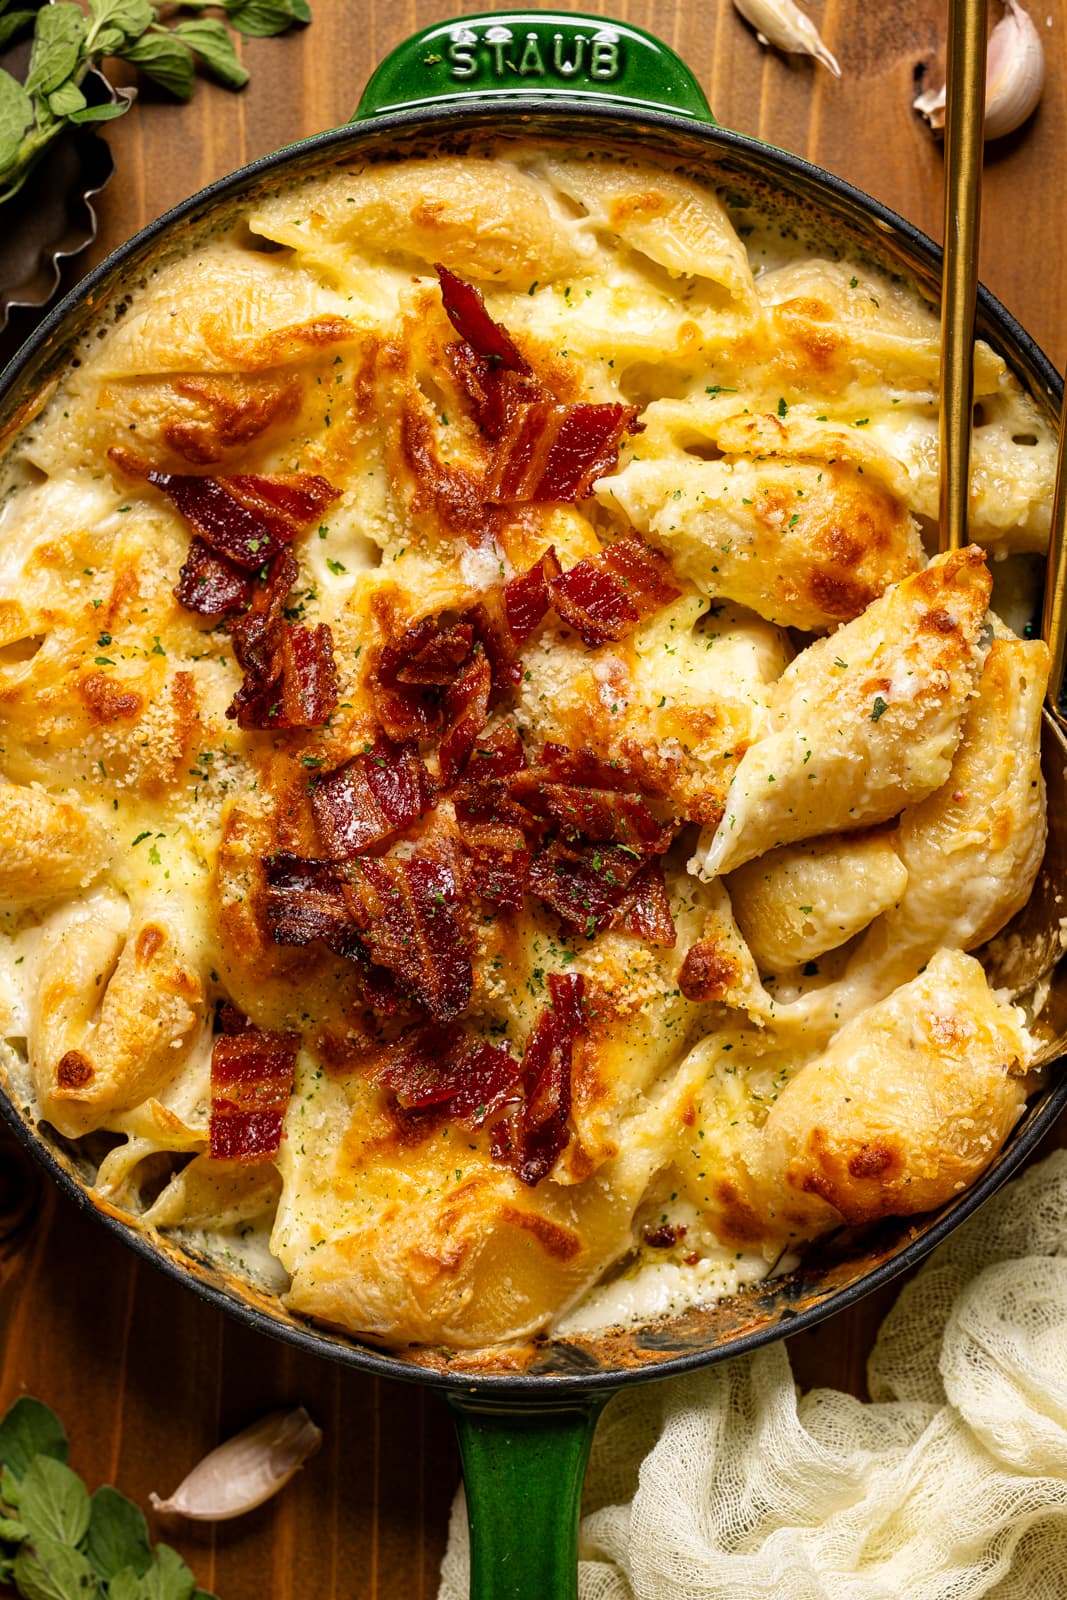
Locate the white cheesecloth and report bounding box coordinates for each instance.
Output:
[438,1149,1067,1599]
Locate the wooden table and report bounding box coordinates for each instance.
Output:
[1,2,1065,1595]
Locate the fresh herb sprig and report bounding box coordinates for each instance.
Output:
[0,0,309,205]
[0,1395,218,1600]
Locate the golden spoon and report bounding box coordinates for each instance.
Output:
[941,0,1067,1047]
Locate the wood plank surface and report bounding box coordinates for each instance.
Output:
[1,3,1066,1596]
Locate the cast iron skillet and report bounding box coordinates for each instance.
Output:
[2,14,1066,1597]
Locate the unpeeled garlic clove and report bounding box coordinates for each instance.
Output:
[914,0,1045,141]
[149,1406,322,1521]
[732,0,841,77]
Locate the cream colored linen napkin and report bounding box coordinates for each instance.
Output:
[438,1149,1067,1599]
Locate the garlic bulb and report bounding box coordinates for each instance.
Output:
[914,0,1045,141]
[149,1407,322,1521]
[732,0,841,77]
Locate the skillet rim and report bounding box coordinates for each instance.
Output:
[0,96,1063,1400]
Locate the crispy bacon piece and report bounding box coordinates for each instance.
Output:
[311,740,432,859]
[447,343,540,441]
[437,651,491,790]
[371,551,556,735]
[263,852,360,956]
[458,820,530,912]
[436,265,531,375]
[510,771,671,853]
[526,838,648,936]
[535,744,641,792]
[148,469,339,570]
[367,1022,522,1129]
[452,725,532,909]
[465,548,561,694]
[175,537,252,615]
[228,620,339,730]
[435,267,640,499]
[492,973,586,1187]
[210,1024,299,1163]
[617,861,676,947]
[140,453,342,730]
[222,548,338,730]
[228,549,299,678]
[341,853,471,1023]
[395,621,475,686]
[486,401,642,505]
[371,616,454,742]
[549,536,683,648]
[435,262,540,446]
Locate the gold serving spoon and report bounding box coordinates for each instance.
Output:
[940,0,1067,1051]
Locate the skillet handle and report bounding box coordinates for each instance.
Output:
[446,1391,611,1600]
[353,12,715,124]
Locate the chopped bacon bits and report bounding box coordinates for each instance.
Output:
[436,265,531,376]
[263,853,360,957]
[210,1025,299,1163]
[311,740,432,859]
[371,615,455,742]
[458,820,530,912]
[229,620,339,731]
[148,462,343,732]
[617,861,677,947]
[221,549,339,732]
[492,973,586,1187]
[526,839,648,936]
[175,537,252,615]
[549,536,683,647]
[451,725,532,909]
[642,1221,687,1249]
[510,772,671,853]
[368,974,587,1185]
[486,401,642,505]
[437,651,491,790]
[435,268,640,500]
[368,1023,522,1129]
[149,469,338,570]
[341,853,472,1024]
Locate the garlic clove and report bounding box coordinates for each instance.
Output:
[913,0,1045,141]
[732,0,841,78]
[149,1406,322,1521]
[985,0,1045,138]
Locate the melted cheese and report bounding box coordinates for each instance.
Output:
[0,144,1053,1353]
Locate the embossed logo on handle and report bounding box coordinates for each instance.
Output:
[442,22,622,85]
[353,11,715,125]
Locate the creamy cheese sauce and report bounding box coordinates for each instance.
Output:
[0,144,1055,1352]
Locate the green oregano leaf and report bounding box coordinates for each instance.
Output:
[223,0,309,38]
[115,31,194,98]
[173,19,248,88]
[0,68,33,176]
[89,24,127,53]
[48,79,87,116]
[134,1543,198,1600]
[87,0,155,44]
[68,97,135,124]
[24,1,86,96]
[86,1487,151,1583]
[18,1456,91,1548]
[0,1400,68,1483]
[12,1536,99,1600]
[0,1511,28,1540]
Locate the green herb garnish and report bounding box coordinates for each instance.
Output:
[0,0,310,206]
[0,1396,217,1599]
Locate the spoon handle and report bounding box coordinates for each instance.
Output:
[1042,374,1067,723]
[939,0,986,553]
